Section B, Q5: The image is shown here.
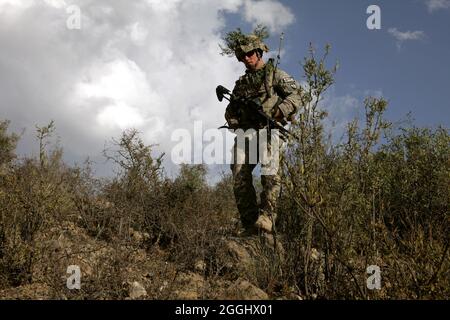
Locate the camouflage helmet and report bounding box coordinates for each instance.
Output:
[220,26,270,60]
[234,34,269,60]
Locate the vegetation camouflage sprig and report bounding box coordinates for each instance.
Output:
[219,25,269,56]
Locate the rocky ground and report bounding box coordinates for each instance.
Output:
[0,220,308,300]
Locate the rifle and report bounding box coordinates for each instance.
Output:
[215,85,296,139]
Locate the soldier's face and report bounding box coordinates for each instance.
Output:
[242,50,262,71]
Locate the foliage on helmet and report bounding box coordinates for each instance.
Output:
[219,25,269,57]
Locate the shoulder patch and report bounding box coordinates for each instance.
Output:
[281,77,298,89]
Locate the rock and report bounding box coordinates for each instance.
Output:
[226,240,253,269]
[287,293,303,300]
[194,259,206,272]
[173,272,205,300]
[129,281,147,299]
[217,236,285,282]
[175,290,198,300]
[226,280,269,300]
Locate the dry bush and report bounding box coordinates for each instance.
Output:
[0,122,78,289]
[274,45,449,299]
[100,129,165,243]
[100,129,238,272]
[0,120,18,168]
[156,165,236,274]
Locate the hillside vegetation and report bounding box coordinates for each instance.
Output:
[0,47,448,299]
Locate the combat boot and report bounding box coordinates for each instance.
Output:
[254,211,274,233]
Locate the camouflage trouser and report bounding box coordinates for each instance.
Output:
[230,130,283,231]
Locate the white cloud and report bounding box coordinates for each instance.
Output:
[425,0,450,12]
[0,0,295,178]
[388,28,426,49]
[43,0,67,9]
[0,0,31,9]
[97,103,145,130]
[243,0,295,33]
[388,28,425,41]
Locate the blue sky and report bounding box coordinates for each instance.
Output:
[224,0,450,128]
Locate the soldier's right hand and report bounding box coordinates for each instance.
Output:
[227,119,240,130]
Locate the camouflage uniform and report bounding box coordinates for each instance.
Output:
[225,37,302,234]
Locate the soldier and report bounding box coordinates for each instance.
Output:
[220,28,302,236]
